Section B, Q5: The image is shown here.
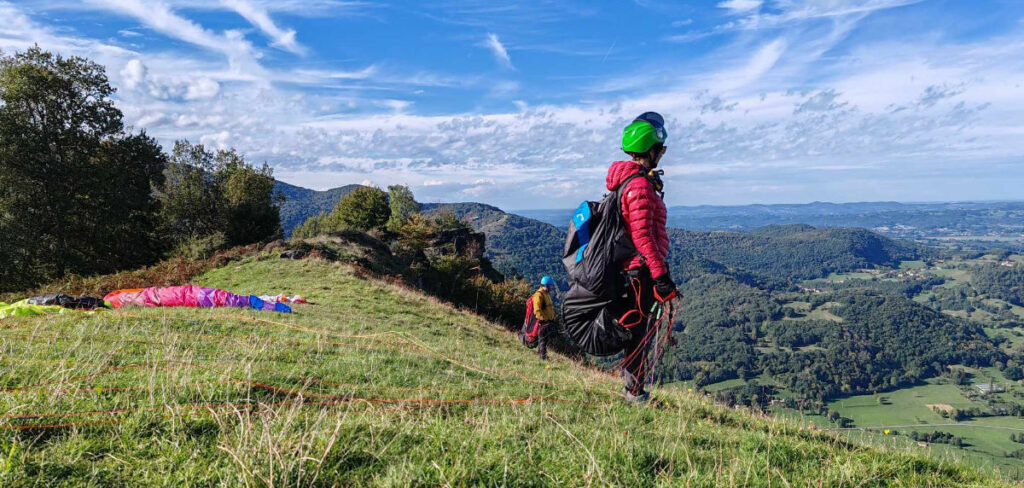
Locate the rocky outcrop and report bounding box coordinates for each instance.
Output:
[425,228,486,260]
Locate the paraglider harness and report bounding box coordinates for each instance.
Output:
[520,298,541,348]
[560,170,678,389]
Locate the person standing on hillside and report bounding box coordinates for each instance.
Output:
[520,276,557,360]
[606,112,678,403]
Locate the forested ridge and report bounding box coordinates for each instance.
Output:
[666,225,922,280]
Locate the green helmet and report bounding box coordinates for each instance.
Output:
[621,118,666,153]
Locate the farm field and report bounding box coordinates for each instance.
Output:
[770,381,1024,477]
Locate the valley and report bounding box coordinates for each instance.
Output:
[675,252,1024,477]
[416,198,1024,477]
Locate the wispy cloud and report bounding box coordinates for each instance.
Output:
[220,0,305,54]
[728,0,926,31]
[483,33,513,69]
[670,0,926,43]
[717,0,762,15]
[88,0,266,79]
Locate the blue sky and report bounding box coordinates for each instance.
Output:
[2,0,1023,209]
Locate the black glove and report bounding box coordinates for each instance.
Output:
[654,274,677,302]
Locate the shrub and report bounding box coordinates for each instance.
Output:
[386,184,420,232]
[334,186,390,231]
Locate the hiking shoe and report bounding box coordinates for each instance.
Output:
[621,387,650,404]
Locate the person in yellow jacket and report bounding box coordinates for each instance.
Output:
[524,275,557,359]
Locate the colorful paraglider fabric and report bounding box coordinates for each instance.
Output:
[0,299,109,320]
[257,294,307,304]
[103,285,291,313]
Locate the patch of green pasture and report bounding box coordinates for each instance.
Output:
[838,428,1024,481]
[900,260,926,270]
[781,300,811,312]
[828,382,983,427]
[986,327,1024,351]
[701,378,746,392]
[825,271,877,281]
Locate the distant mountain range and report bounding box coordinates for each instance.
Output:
[517,200,1024,251]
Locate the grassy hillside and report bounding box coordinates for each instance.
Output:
[0,257,1010,486]
[275,181,361,236]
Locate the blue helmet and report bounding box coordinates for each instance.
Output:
[540,276,555,288]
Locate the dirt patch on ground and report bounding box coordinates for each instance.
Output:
[926,403,955,414]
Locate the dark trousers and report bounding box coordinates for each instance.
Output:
[620,268,656,395]
[521,320,551,359]
[536,321,550,359]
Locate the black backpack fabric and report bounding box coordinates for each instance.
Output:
[26,293,74,307]
[560,174,642,356]
[25,293,107,310]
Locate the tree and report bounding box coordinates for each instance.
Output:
[332,186,390,232]
[0,47,166,291]
[216,150,281,246]
[386,184,420,232]
[157,140,224,246]
[291,212,330,239]
[156,140,281,256]
[1004,365,1024,382]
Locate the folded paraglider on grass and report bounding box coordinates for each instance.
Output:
[104,285,293,313]
[0,293,110,319]
[1,286,297,320]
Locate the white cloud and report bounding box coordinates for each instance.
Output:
[184,78,220,100]
[672,19,694,27]
[383,99,412,113]
[88,0,266,80]
[729,0,925,31]
[220,0,305,54]
[717,0,762,14]
[708,38,787,92]
[119,59,147,90]
[200,130,231,149]
[422,179,445,186]
[173,0,369,17]
[489,80,519,97]
[483,33,513,69]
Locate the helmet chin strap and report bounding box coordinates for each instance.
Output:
[646,169,665,198]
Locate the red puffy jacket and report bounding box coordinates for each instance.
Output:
[605,160,669,279]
